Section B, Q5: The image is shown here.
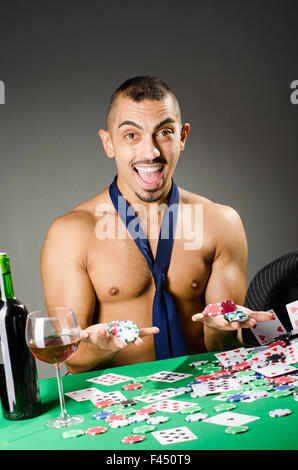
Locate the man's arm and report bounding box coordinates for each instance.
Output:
[40,213,128,373]
[192,205,273,351]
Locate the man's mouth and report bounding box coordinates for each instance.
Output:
[133,165,164,188]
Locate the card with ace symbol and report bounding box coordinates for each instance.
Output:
[285,300,298,332]
[249,309,286,345]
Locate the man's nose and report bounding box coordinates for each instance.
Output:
[142,135,160,160]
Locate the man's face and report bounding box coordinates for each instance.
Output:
[99,94,190,203]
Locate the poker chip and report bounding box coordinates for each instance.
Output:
[135,407,156,415]
[189,360,209,367]
[116,320,139,343]
[204,303,221,317]
[85,426,108,435]
[231,362,250,371]
[128,414,149,424]
[94,399,115,409]
[271,390,293,398]
[131,376,151,383]
[268,408,292,418]
[224,311,249,323]
[133,424,155,434]
[146,415,169,425]
[293,390,298,401]
[105,414,127,423]
[119,399,138,407]
[180,405,202,414]
[122,435,146,444]
[226,393,249,402]
[61,429,85,439]
[122,383,143,391]
[220,299,237,315]
[225,425,249,435]
[213,403,236,412]
[109,419,131,428]
[107,320,119,336]
[92,411,114,420]
[185,412,208,422]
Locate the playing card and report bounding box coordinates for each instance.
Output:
[286,300,298,331]
[86,373,132,386]
[249,309,287,345]
[65,387,104,402]
[90,390,127,405]
[284,343,298,364]
[215,348,248,366]
[152,426,197,445]
[247,345,285,364]
[144,399,196,413]
[203,411,260,426]
[134,388,187,403]
[250,362,297,377]
[148,371,192,383]
[191,378,242,397]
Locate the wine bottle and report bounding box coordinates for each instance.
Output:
[0,253,42,420]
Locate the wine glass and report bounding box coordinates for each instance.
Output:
[25,307,84,428]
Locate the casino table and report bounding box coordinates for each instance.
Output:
[0,351,297,451]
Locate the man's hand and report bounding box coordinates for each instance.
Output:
[80,323,160,353]
[192,305,275,331]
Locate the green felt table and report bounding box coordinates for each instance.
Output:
[0,352,297,451]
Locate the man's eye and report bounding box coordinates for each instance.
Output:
[157,129,172,137]
[125,132,136,140]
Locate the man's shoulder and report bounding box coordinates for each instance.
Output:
[178,186,243,227]
[46,188,111,237]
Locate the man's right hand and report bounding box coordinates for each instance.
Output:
[80,323,160,353]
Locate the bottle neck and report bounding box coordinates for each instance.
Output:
[0,255,16,300]
[0,271,15,300]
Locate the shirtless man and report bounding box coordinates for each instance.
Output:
[41,76,273,374]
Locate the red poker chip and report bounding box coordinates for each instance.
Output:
[122,435,146,444]
[220,299,237,315]
[195,374,215,382]
[231,362,250,371]
[105,414,127,423]
[85,426,108,435]
[94,399,115,409]
[204,303,222,317]
[135,407,156,415]
[122,383,143,391]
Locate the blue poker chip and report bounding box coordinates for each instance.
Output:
[92,411,114,420]
[226,393,249,402]
[224,311,249,322]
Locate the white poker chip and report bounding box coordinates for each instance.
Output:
[116,327,139,343]
[146,415,169,425]
[185,413,208,422]
[128,414,149,424]
[189,360,209,367]
[108,419,131,428]
[268,408,292,418]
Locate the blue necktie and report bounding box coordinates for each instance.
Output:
[108,175,188,360]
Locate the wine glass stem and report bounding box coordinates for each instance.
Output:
[55,364,69,421]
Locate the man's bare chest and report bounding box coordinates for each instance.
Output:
[86,235,213,303]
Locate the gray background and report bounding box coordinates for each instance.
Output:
[0,0,297,379]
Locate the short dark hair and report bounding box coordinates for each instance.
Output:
[106,75,180,130]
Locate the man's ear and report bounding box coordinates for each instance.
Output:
[98,129,114,158]
[180,123,190,151]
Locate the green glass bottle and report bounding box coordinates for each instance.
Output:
[0,253,42,419]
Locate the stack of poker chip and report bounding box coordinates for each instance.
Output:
[204,300,249,323]
[107,320,139,343]
[221,300,249,322]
